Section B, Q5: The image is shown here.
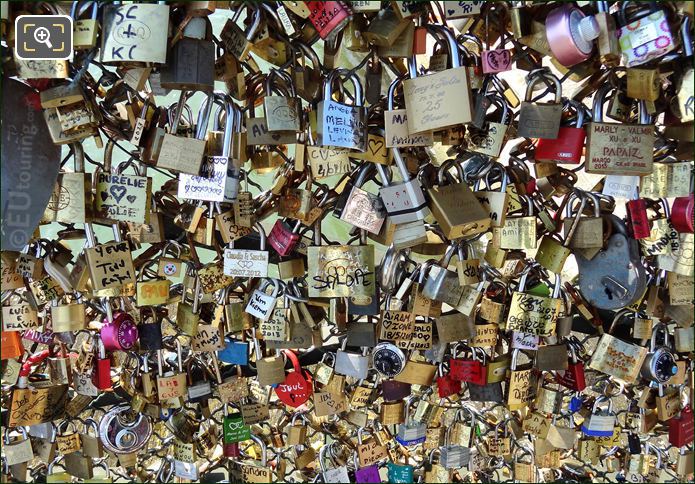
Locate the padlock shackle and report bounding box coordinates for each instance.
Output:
[323,68,364,107]
[524,70,562,104]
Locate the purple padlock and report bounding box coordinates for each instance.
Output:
[355,464,381,483]
[101,311,139,351]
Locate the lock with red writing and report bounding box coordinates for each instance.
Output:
[274,349,313,407]
[305,1,351,40]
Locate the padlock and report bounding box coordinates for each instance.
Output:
[627,198,652,239]
[434,360,461,398]
[562,190,604,252]
[585,84,655,176]
[669,405,695,447]
[481,7,512,73]
[450,345,487,385]
[319,443,351,483]
[254,338,286,387]
[535,99,587,164]
[474,162,510,229]
[617,1,676,67]
[263,69,301,132]
[555,339,587,391]
[156,341,187,401]
[155,91,207,175]
[402,25,473,132]
[179,96,240,203]
[576,214,647,310]
[100,302,138,352]
[287,412,308,446]
[80,418,104,458]
[335,337,369,380]
[305,1,351,40]
[70,1,100,50]
[93,336,112,391]
[671,195,694,233]
[545,3,600,66]
[186,356,213,404]
[440,422,470,469]
[517,69,563,139]
[581,396,616,437]
[640,323,679,384]
[222,405,249,457]
[467,92,511,158]
[316,69,367,152]
[273,349,313,407]
[100,2,169,64]
[268,219,302,257]
[160,17,215,92]
[395,397,427,447]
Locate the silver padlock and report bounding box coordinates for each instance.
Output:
[335,337,369,379]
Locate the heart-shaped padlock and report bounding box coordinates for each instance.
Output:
[274,349,313,407]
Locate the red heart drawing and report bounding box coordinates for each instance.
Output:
[274,371,312,407]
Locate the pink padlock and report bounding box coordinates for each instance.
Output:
[481,7,512,74]
[305,1,351,40]
[546,4,600,67]
[101,309,139,351]
[268,219,302,257]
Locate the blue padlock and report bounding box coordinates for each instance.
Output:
[387,462,413,483]
[217,338,249,365]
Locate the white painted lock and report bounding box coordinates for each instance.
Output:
[245,279,280,321]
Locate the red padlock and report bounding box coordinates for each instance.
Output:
[93,336,112,390]
[671,195,694,233]
[436,362,462,398]
[554,341,586,391]
[535,100,586,163]
[305,1,351,39]
[627,198,651,239]
[268,219,301,257]
[274,349,313,407]
[669,405,694,447]
[412,26,428,55]
[449,346,487,385]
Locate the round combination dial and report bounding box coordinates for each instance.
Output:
[373,342,406,378]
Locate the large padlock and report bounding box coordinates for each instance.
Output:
[316,69,367,151]
[160,17,215,92]
[517,69,563,139]
[576,214,647,310]
[535,99,587,164]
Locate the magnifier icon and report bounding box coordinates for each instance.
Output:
[33,26,53,49]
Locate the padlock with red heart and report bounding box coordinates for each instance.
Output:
[274,349,313,407]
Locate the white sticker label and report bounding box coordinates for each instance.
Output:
[223,249,269,278]
[178,156,229,202]
[602,175,640,200]
[629,22,659,48]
